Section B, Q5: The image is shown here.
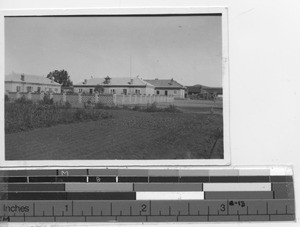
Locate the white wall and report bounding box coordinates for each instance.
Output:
[1,0,300,225]
[5,82,61,93]
[156,88,185,98]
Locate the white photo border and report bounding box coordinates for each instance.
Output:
[0,7,230,167]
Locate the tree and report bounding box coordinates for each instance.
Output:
[47,70,73,87]
[94,84,104,94]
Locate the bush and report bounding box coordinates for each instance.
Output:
[39,94,54,105]
[144,102,159,112]
[15,96,33,105]
[5,102,113,133]
[163,105,181,113]
[94,102,109,109]
[143,103,181,113]
[132,105,141,111]
[64,101,72,109]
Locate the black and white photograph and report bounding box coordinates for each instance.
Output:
[2,8,229,165]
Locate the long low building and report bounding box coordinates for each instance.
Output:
[144,79,186,99]
[73,76,155,95]
[5,73,61,93]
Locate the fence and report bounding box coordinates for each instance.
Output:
[6,92,174,106]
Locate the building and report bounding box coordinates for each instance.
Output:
[73,76,155,95]
[144,79,186,98]
[5,73,62,93]
[187,84,222,99]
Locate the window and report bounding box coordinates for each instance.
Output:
[26,86,32,92]
[111,89,115,94]
[174,90,177,94]
[156,90,159,95]
[79,89,83,93]
[165,90,168,96]
[123,89,127,95]
[135,89,140,95]
[16,86,21,92]
[90,89,93,94]
[37,87,41,92]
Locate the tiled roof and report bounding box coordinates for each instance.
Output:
[5,73,61,86]
[144,79,184,88]
[74,77,154,87]
[187,86,203,93]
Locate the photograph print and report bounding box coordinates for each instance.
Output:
[3,9,228,164]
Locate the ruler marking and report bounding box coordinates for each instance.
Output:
[266,201,269,215]
[72,200,73,216]
[91,206,93,216]
[130,206,132,216]
[188,202,190,215]
[33,202,35,216]
[110,202,113,216]
[285,205,288,214]
[169,206,171,215]
[207,206,210,221]
[52,206,54,216]
[149,200,152,216]
[227,200,229,215]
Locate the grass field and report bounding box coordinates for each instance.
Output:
[5,108,223,160]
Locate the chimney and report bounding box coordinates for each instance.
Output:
[21,74,25,81]
[104,76,111,84]
[130,78,133,84]
[84,79,87,84]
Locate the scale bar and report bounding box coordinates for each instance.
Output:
[136,192,204,200]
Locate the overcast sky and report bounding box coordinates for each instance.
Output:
[5,15,222,87]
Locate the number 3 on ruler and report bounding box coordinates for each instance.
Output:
[220,204,226,212]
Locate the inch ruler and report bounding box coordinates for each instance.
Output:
[0,167,295,222]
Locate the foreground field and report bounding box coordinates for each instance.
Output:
[5,109,223,160]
